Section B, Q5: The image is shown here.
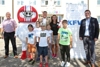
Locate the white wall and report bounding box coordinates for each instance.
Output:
[0,0,12,19]
[89,0,97,18]
[0,0,100,20]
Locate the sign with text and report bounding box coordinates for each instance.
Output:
[66,0,87,59]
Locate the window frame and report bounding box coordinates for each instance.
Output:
[97,0,100,5]
[97,16,100,23]
[0,16,4,24]
[41,0,48,7]
[54,0,61,7]
[29,0,36,5]
[17,0,24,5]
[0,0,5,5]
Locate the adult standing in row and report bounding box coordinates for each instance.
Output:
[38,11,51,25]
[1,12,18,58]
[79,10,99,67]
[50,15,59,57]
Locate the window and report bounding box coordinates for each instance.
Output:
[97,16,100,23]
[97,0,100,5]
[54,0,61,6]
[29,0,36,5]
[0,0,5,5]
[0,16,4,24]
[33,0,36,5]
[17,0,24,5]
[57,15,63,22]
[41,0,48,6]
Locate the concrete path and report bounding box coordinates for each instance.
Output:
[0,37,99,67]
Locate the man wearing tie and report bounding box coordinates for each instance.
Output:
[79,10,99,67]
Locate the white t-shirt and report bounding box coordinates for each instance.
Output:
[47,30,53,43]
[39,30,50,47]
[26,31,36,44]
[34,27,41,42]
[43,18,46,25]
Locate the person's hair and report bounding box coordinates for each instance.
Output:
[85,9,91,13]
[51,15,58,23]
[62,20,68,24]
[43,11,47,13]
[28,24,33,28]
[46,24,50,27]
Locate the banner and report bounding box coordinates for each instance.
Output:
[66,0,88,59]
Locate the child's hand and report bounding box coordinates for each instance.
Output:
[70,45,72,48]
[57,44,59,48]
[33,44,36,48]
[48,44,51,48]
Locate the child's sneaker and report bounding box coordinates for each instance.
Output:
[39,63,43,67]
[28,59,33,63]
[54,54,57,58]
[45,63,49,67]
[29,60,35,65]
[61,61,65,67]
[65,62,70,67]
[52,53,54,57]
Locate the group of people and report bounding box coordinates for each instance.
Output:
[0,9,99,67]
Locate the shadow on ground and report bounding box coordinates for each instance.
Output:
[0,43,99,67]
[95,42,100,67]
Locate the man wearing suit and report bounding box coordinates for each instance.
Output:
[79,10,99,67]
[38,11,50,25]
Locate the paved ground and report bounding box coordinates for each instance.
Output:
[0,37,100,67]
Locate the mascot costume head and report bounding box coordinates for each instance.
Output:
[17,6,38,23]
[15,5,38,60]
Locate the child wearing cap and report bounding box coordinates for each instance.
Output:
[38,23,50,67]
[57,20,72,67]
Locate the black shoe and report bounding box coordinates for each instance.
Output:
[28,59,33,63]
[3,55,8,59]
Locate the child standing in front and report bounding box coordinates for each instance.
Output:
[46,24,53,59]
[38,23,50,67]
[57,20,72,67]
[26,24,36,65]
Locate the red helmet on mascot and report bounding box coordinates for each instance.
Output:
[17,5,38,23]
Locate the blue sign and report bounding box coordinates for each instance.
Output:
[68,20,81,25]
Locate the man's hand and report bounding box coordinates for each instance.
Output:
[1,35,4,39]
[94,38,98,41]
[79,37,82,40]
[14,35,16,38]
[0,32,4,39]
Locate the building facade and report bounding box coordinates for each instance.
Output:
[0,0,100,59]
[0,0,100,23]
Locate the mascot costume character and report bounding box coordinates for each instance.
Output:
[15,5,38,60]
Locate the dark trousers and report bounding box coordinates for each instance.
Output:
[83,37,95,64]
[60,44,70,62]
[4,32,17,56]
[36,42,39,57]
